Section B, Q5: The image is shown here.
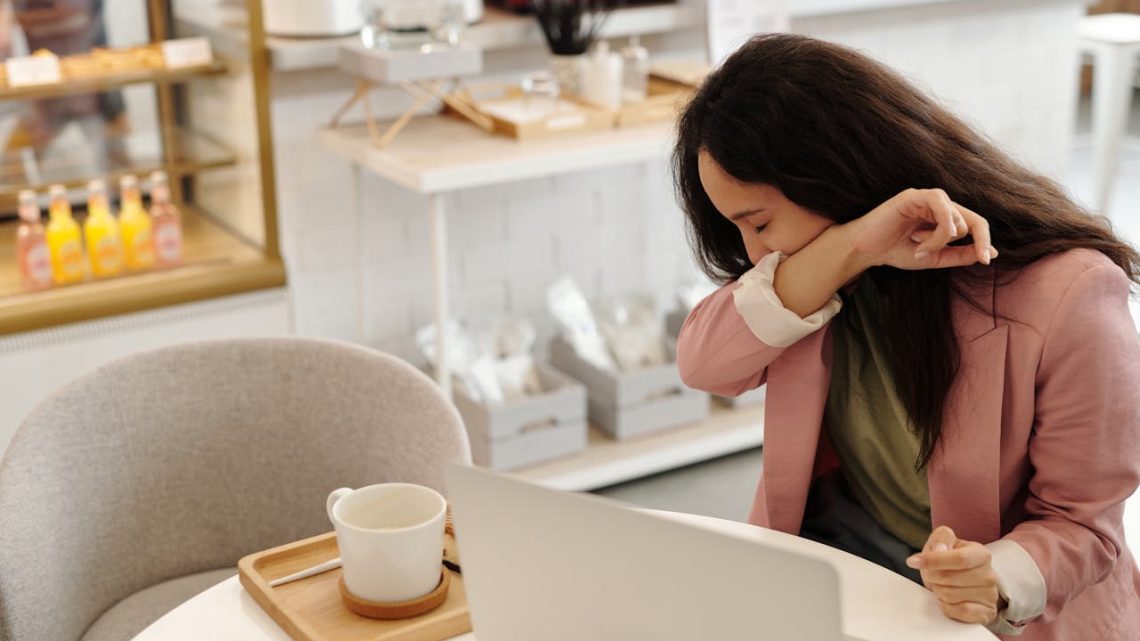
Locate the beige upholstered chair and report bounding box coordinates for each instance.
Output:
[0,338,471,641]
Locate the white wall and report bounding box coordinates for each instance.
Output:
[271,0,1084,364]
[792,0,1082,179]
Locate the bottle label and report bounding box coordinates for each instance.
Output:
[24,243,52,285]
[94,236,122,272]
[131,229,154,265]
[154,222,182,263]
[59,240,83,278]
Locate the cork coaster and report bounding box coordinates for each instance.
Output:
[339,569,451,620]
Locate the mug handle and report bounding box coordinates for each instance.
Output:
[327,487,353,525]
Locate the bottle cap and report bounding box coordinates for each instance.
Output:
[151,171,171,203]
[17,190,38,223]
[87,178,107,194]
[621,35,647,58]
[120,174,138,191]
[48,184,66,199]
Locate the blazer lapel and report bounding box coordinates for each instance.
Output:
[927,277,1007,545]
[762,326,832,534]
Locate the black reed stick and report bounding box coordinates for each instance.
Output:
[531,0,614,56]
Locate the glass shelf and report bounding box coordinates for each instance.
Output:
[0,206,284,334]
[0,126,236,203]
[0,61,227,102]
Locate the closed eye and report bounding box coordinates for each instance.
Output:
[754,224,767,233]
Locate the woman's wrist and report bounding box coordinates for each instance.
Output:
[828,222,879,280]
[772,224,869,318]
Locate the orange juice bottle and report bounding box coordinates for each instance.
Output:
[84,178,123,278]
[118,174,154,270]
[16,189,52,291]
[45,184,85,285]
[150,171,182,268]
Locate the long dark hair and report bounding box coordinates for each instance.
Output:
[674,34,1140,470]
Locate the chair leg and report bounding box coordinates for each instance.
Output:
[1088,40,1139,216]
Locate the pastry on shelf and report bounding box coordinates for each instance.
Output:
[91,47,138,71]
[60,55,104,80]
[135,45,167,70]
[60,44,169,81]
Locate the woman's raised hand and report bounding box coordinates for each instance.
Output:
[843,189,997,271]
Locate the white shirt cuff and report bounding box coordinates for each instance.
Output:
[731,251,843,348]
[985,540,1047,635]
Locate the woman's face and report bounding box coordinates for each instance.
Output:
[697,150,835,265]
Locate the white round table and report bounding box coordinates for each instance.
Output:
[132,511,996,641]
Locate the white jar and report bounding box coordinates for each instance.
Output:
[582,41,623,111]
[263,0,364,37]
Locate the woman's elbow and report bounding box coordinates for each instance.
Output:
[675,331,707,390]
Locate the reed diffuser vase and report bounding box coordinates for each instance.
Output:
[532,0,611,97]
[550,54,588,96]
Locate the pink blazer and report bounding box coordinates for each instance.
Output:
[676,249,1140,641]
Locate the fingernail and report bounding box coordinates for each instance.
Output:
[910,234,922,244]
[988,247,998,259]
[933,543,949,553]
[906,555,924,569]
[915,251,929,259]
[982,251,991,266]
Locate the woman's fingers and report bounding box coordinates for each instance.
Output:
[906,203,996,268]
[923,565,998,588]
[905,238,984,269]
[953,211,968,239]
[909,229,935,245]
[938,600,998,625]
[917,542,991,572]
[928,583,1000,609]
[909,190,959,258]
[955,203,996,265]
[923,525,958,554]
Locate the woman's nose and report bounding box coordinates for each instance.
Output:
[748,245,771,266]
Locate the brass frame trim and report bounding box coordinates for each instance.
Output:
[0,258,286,335]
[246,0,282,261]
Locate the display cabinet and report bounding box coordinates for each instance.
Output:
[0,0,284,335]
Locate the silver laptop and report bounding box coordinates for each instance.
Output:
[446,465,844,641]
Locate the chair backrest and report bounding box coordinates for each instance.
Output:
[0,337,471,641]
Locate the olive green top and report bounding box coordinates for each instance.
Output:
[825,282,932,550]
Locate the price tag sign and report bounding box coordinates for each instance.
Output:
[6,55,62,87]
[161,37,214,69]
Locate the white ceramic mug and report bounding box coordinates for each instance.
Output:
[326,483,447,603]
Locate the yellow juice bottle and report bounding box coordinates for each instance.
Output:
[45,184,86,285]
[83,179,123,278]
[118,174,154,270]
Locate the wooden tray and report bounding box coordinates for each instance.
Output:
[613,77,696,128]
[238,532,471,641]
[478,95,614,140]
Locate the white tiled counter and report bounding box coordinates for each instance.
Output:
[0,289,290,454]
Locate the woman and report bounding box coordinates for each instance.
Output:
[674,34,1139,640]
